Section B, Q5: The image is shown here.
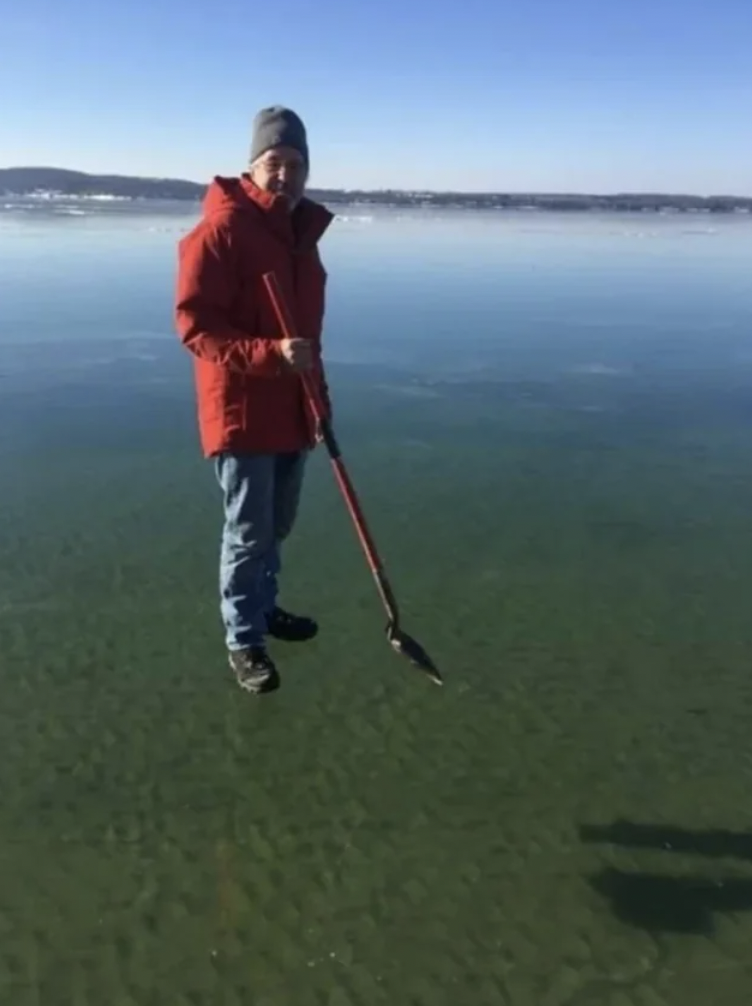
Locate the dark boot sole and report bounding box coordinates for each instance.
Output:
[233,671,280,694]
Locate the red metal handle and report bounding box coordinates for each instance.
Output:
[262,271,324,425]
[261,269,401,627]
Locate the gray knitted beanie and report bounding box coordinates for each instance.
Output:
[250,106,309,168]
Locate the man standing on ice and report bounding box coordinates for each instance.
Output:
[174,106,333,694]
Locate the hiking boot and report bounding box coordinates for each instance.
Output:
[266,605,318,643]
[228,646,280,694]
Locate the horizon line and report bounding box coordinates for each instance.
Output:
[1,166,751,202]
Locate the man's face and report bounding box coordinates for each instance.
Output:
[250,144,308,210]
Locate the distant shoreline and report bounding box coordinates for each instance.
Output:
[1,167,751,215]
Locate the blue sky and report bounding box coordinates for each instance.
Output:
[1,0,751,194]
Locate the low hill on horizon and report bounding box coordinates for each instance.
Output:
[0,167,204,202]
[1,166,751,213]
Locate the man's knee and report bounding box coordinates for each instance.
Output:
[216,453,276,554]
[274,452,307,541]
[222,517,274,561]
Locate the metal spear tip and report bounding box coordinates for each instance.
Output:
[387,625,443,686]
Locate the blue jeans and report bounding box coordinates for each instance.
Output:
[214,451,307,651]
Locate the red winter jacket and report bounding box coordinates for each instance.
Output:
[174,174,334,457]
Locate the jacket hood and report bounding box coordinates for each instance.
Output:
[201,174,333,248]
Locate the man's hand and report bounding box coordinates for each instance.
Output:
[279,338,313,372]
